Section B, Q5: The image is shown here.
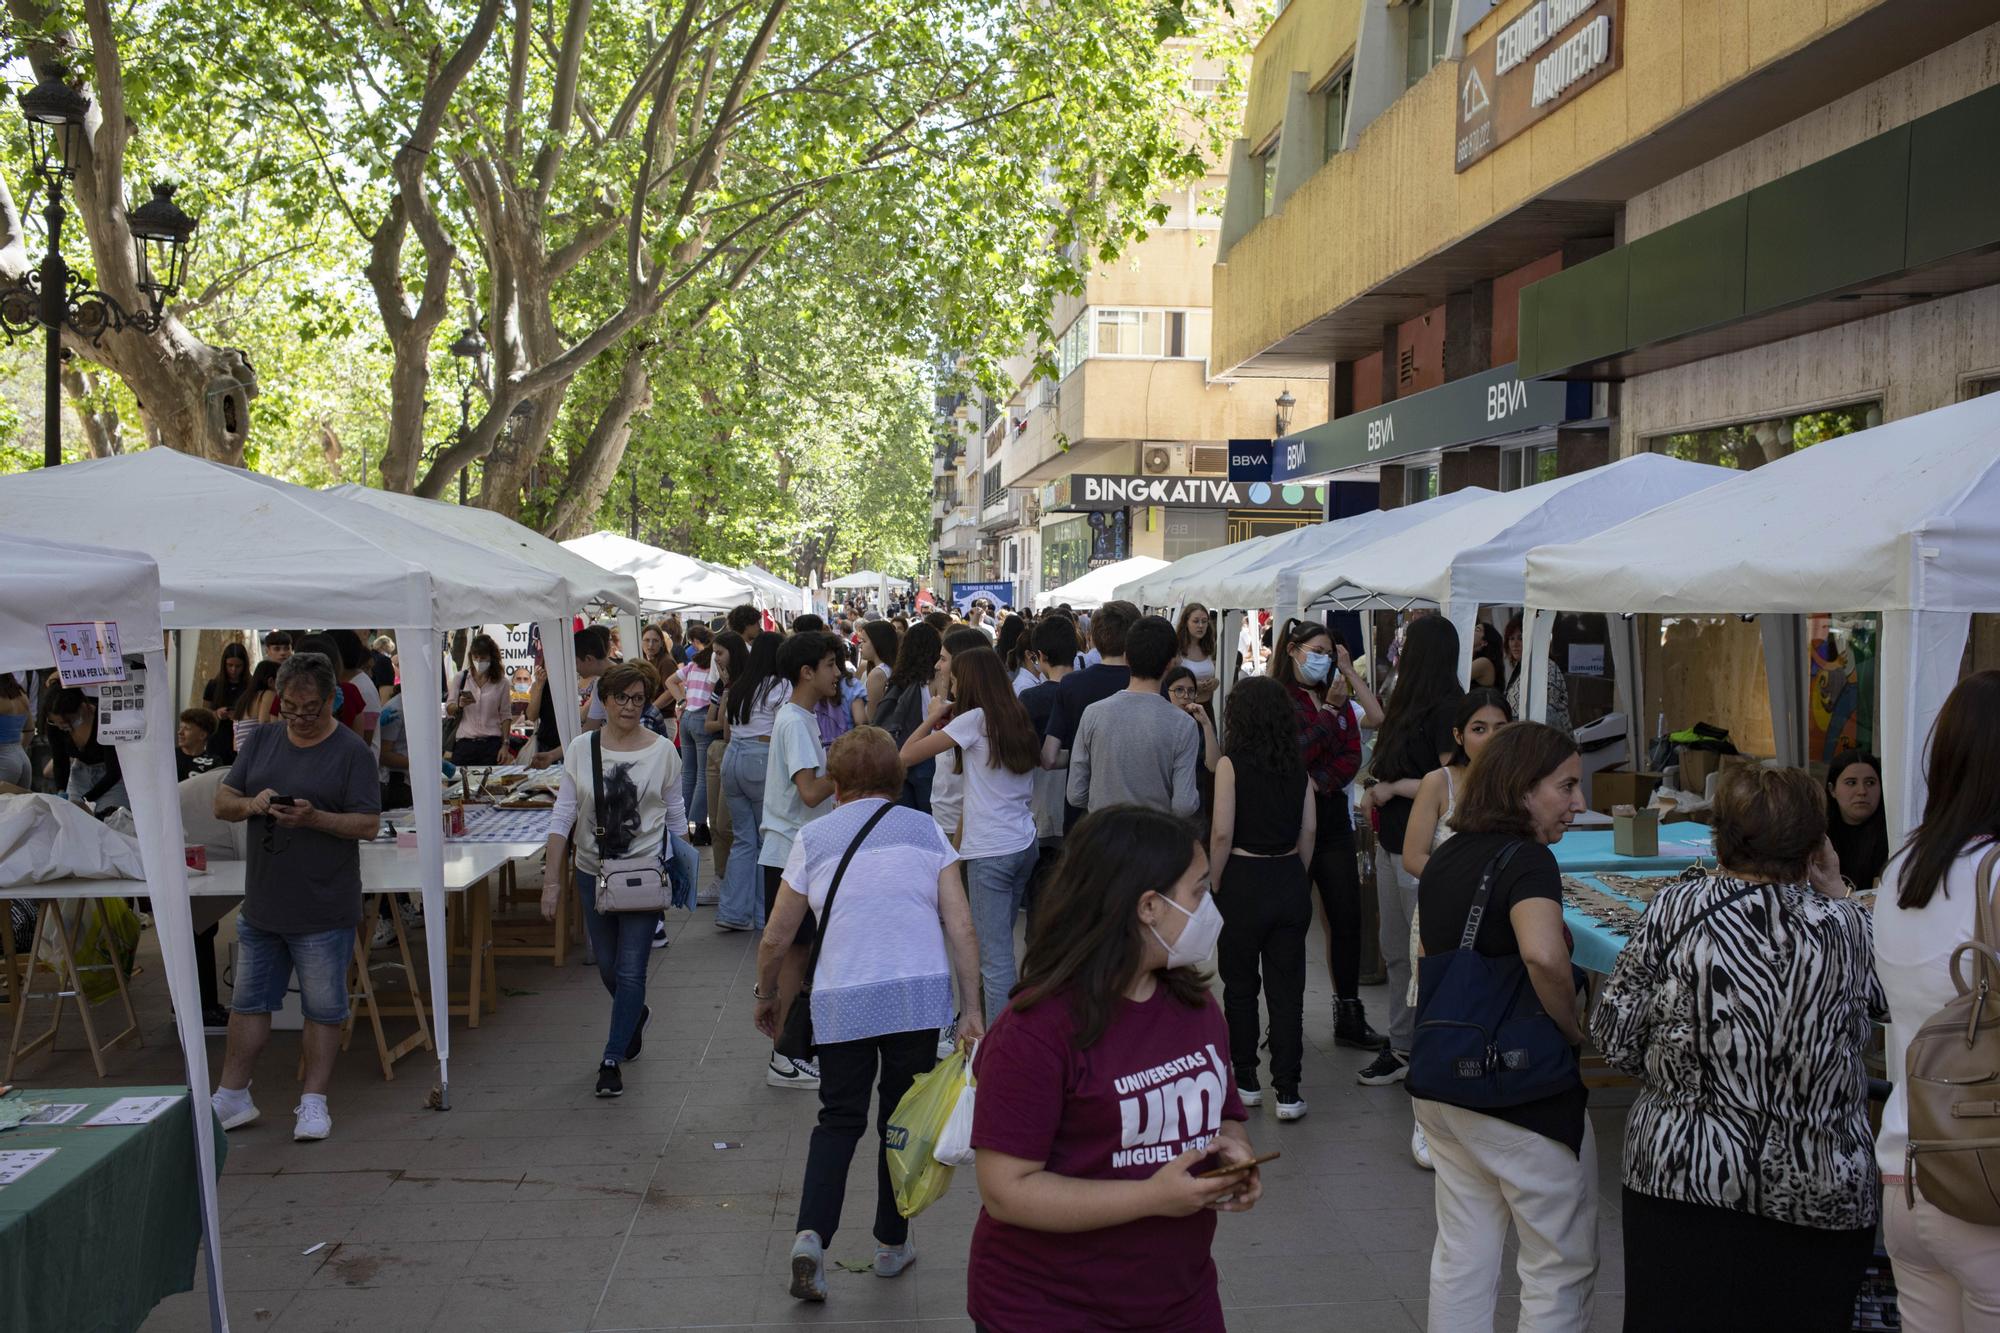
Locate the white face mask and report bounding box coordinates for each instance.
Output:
[473,658,493,673]
[1150,892,1223,970]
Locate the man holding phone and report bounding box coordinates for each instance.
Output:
[209,651,381,1143]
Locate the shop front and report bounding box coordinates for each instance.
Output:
[1040,473,1327,590]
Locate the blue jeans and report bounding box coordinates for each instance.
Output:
[232,918,355,1024]
[666,830,699,910]
[718,735,769,929]
[577,871,659,1065]
[963,842,1040,1025]
[680,706,712,826]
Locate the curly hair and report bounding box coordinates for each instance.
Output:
[1222,676,1304,781]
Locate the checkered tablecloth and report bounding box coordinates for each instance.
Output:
[456,803,554,844]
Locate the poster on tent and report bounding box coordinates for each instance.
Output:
[1808,612,1878,766]
[484,623,538,711]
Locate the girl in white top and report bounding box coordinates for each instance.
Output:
[1873,670,2000,1327]
[1397,687,1512,1172]
[541,661,685,1094]
[1176,603,1220,704]
[899,644,1042,1024]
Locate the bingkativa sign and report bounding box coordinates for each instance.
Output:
[1456,0,1623,172]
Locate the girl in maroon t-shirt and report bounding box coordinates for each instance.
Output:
[967,805,1266,1332]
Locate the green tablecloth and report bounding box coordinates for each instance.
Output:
[0,1085,223,1333]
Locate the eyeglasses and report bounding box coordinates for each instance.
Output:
[278,699,326,721]
[607,691,648,709]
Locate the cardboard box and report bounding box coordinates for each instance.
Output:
[1613,807,1660,857]
[1590,769,1660,815]
[1679,749,1724,797]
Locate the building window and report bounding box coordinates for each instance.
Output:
[1190,75,1223,96]
[983,464,1004,509]
[1261,145,1280,218]
[1042,516,1092,590]
[1404,464,1439,505]
[1649,401,1878,471]
[1320,65,1352,161]
[1965,375,2000,400]
[1500,443,1558,491]
[1406,0,1447,88]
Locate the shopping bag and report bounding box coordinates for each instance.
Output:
[72,897,141,1002]
[934,1041,978,1166]
[886,1048,966,1218]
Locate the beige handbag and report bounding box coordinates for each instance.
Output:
[1903,845,2000,1224]
[590,731,667,913]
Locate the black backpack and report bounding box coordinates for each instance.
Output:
[875,680,926,745]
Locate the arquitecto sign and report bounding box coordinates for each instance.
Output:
[1456,0,1623,172]
[1053,474,1326,513]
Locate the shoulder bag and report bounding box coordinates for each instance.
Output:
[590,730,669,913]
[1408,841,1580,1109]
[1905,844,2000,1225]
[775,801,897,1062]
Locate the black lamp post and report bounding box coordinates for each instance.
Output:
[447,324,486,503]
[627,467,675,542]
[1,74,196,467]
[1274,388,1296,438]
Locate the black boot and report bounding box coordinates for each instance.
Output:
[1334,998,1388,1051]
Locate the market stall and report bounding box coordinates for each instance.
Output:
[561,531,760,614]
[1034,555,1169,611]
[0,532,228,1329]
[0,449,598,1113]
[1526,392,2000,844]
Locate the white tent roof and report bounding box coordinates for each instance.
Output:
[1200,489,1495,612]
[0,534,163,668]
[829,569,911,590]
[332,485,641,615]
[1115,535,1266,607]
[1525,396,2000,614]
[1036,555,1170,611]
[561,531,759,612]
[0,450,573,629]
[740,562,809,615]
[1306,455,1735,612]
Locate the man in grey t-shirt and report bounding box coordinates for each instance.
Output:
[1066,615,1201,819]
[210,652,381,1143]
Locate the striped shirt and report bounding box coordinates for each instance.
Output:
[679,661,717,711]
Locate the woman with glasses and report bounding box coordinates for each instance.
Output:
[541,661,685,1098]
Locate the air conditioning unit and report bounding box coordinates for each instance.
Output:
[1190,444,1228,475]
[1140,443,1183,476]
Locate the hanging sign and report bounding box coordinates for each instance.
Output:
[1455,0,1623,172]
[44,622,126,686]
[96,664,147,743]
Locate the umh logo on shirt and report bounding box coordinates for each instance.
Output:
[1111,1043,1228,1168]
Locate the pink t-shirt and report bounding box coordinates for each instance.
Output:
[968,984,1246,1332]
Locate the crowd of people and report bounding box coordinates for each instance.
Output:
[7,589,1999,1333]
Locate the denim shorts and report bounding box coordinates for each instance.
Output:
[231,918,354,1024]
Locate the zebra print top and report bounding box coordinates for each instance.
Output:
[1592,871,1887,1231]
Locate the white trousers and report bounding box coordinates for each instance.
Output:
[1885,1184,2000,1332]
[1413,1098,1598,1333]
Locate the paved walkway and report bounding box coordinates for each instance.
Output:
[14,854,1634,1332]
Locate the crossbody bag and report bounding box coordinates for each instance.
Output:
[591,730,669,913]
[776,802,897,1061]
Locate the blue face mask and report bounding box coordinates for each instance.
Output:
[1301,651,1333,684]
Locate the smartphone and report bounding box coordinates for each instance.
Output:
[1197,1150,1280,1179]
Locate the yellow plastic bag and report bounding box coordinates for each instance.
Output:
[72,898,141,1002]
[886,1048,967,1218]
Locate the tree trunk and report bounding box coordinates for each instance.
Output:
[59,362,121,457]
[541,348,654,538]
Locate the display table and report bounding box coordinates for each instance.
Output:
[1552,825,1713,875]
[1562,872,1679,975]
[0,1085,220,1333]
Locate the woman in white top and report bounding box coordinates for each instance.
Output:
[446,633,512,766]
[717,632,791,934]
[1397,687,1512,1171]
[898,645,1040,1025]
[857,620,899,727]
[1176,603,1220,704]
[755,726,984,1303]
[541,661,685,1099]
[1875,669,2000,1330]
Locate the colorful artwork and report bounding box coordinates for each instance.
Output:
[1809,613,1877,764]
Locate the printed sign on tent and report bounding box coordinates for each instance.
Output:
[96,665,147,743]
[44,621,125,686]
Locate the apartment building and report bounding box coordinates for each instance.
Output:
[1215,0,2000,750]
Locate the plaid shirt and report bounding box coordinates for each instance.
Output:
[1283,681,1360,793]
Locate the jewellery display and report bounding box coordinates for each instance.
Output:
[1560,876,1651,937]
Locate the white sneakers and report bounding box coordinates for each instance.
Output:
[1237,1086,1264,1107]
[767,1053,821,1089]
[293,1098,332,1142]
[1276,1095,1309,1122]
[210,1087,259,1132]
[369,915,396,951]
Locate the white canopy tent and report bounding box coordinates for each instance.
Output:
[828,569,911,591]
[1297,456,1735,687]
[1114,528,1300,609]
[561,531,759,614]
[1036,556,1171,611]
[0,534,230,1329]
[0,449,596,1112]
[738,563,809,617]
[1526,392,2000,843]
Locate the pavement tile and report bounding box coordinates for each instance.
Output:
[424,1278,603,1333]
[270,1283,450,1332]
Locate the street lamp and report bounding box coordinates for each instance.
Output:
[628,467,674,541]
[447,324,486,503]
[1,74,197,467]
[1274,388,1296,438]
